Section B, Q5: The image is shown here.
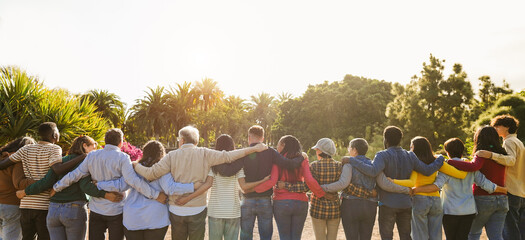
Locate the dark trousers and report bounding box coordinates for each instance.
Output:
[20,209,50,240]
[88,211,124,240]
[442,214,475,240]
[124,226,168,240]
[341,198,377,240]
[169,208,207,240]
[378,205,412,240]
[503,193,525,240]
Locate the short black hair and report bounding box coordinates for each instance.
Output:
[105,128,124,146]
[349,138,368,155]
[491,115,519,134]
[383,126,403,147]
[38,122,57,141]
[319,152,331,159]
[444,138,464,159]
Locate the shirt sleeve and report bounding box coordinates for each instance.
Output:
[24,169,58,195]
[204,148,248,167]
[158,174,195,195]
[447,156,484,172]
[376,172,410,194]
[321,164,352,193]
[348,153,386,177]
[8,146,26,162]
[473,171,497,194]
[134,154,172,181]
[213,158,245,177]
[439,162,467,179]
[11,163,37,190]
[53,157,91,192]
[48,145,63,166]
[393,171,417,188]
[254,164,279,193]
[345,183,375,198]
[96,177,130,192]
[491,139,517,166]
[237,169,245,179]
[120,157,160,199]
[432,172,450,189]
[302,159,325,198]
[284,182,309,193]
[78,176,107,198]
[412,154,444,176]
[270,148,303,170]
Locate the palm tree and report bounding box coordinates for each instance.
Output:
[80,90,125,127]
[193,78,223,111]
[129,86,169,140]
[165,82,197,143]
[250,92,277,144]
[276,92,294,105]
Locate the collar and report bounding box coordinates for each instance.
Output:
[104,144,121,151]
[355,155,369,160]
[180,143,196,149]
[249,142,261,147]
[505,134,518,140]
[387,146,402,150]
[38,141,53,145]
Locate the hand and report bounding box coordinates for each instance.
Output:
[104,192,124,202]
[475,150,492,159]
[156,192,168,204]
[341,156,350,165]
[193,181,203,190]
[277,181,286,189]
[92,180,98,186]
[410,187,417,196]
[263,175,271,181]
[253,143,268,153]
[50,189,56,197]
[323,192,339,201]
[16,190,26,199]
[132,161,139,168]
[175,195,191,206]
[495,186,507,194]
[370,189,378,198]
[301,152,308,159]
[386,177,393,182]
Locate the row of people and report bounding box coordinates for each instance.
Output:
[0,115,523,240]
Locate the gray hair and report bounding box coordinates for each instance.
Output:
[178,126,199,145]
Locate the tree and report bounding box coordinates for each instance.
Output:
[250,92,277,144]
[80,89,125,127]
[193,78,223,112]
[128,86,169,140]
[473,94,525,141]
[386,54,474,148]
[478,75,513,111]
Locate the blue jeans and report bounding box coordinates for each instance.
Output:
[240,197,273,240]
[503,193,525,240]
[46,201,87,240]
[273,200,308,240]
[340,198,377,240]
[411,195,443,240]
[469,195,509,240]
[378,205,412,240]
[0,203,21,240]
[208,217,240,240]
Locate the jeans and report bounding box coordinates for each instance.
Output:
[88,211,124,240]
[124,226,168,240]
[208,217,240,240]
[169,208,207,240]
[340,198,377,240]
[503,193,525,240]
[443,214,476,240]
[272,200,308,240]
[469,195,509,240]
[411,195,443,240]
[46,201,87,240]
[240,197,273,240]
[0,203,21,240]
[20,209,49,240]
[378,205,412,240]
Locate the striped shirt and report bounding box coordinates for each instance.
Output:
[207,169,245,218]
[9,142,62,210]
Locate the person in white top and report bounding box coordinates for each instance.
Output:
[475,115,525,240]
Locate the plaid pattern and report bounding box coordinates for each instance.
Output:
[309,158,342,219]
[342,183,374,199]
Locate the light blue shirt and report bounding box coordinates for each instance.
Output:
[53,144,161,216]
[433,158,497,215]
[97,173,194,230]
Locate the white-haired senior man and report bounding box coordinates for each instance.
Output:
[133,126,268,240]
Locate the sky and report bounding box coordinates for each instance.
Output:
[1,0,524,107]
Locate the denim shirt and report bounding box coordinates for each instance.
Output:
[53,145,160,216]
[349,146,444,208]
[347,155,376,200]
[97,173,194,230]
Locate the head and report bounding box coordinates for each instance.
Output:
[105,128,124,147]
[277,135,302,159]
[491,115,519,137]
[348,138,368,157]
[38,122,59,143]
[68,136,97,155]
[473,126,507,155]
[410,136,435,164]
[312,138,336,160]
[248,125,264,145]
[444,138,464,159]
[139,140,166,167]
[212,134,235,175]
[178,126,199,146]
[1,137,36,158]
[383,126,403,148]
